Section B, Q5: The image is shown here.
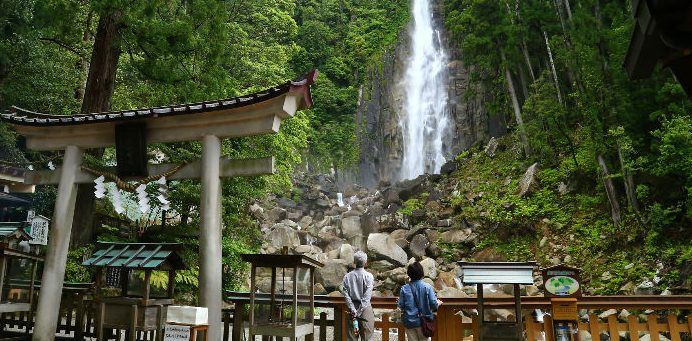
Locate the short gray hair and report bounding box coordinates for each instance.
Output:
[354,251,368,268]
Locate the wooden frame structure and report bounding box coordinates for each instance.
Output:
[241,254,323,340]
[0,224,41,315]
[1,70,317,341]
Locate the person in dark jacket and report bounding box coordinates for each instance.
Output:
[397,261,442,340]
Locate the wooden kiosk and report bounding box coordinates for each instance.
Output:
[82,242,186,341]
[459,261,537,341]
[0,223,42,314]
[241,254,323,340]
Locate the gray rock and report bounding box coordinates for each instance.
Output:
[367,233,408,266]
[517,163,540,197]
[316,198,331,208]
[601,271,612,281]
[318,225,341,241]
[368,260,394,273]
[316,259,349,291]
[409,234,430,259]
[249,203,265,220]
[281,219,298,228]
[298,216,313,229]
[343,209,363,217]
[276,197,297,208]
[439,228,477,244]
[287,211,302,220]
[484,137,499,157]
[390,229,409,248]
[598,309,618,319]
[339,244,355,264]
[427,244,442,258]
[341,216,362,239]
[437,219,453,227]
[266,225,300,249]
[539,236,548,247]
[266,207,287,223]
[437,287,468,298]
[419,257,438,279]
[635,278,655,295]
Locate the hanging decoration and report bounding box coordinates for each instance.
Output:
[156,176,170,210]
[136,184,150,214]
[94,175,106,199]
[47,161,55,170]
[110,183,125,214]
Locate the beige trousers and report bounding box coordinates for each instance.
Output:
[347,306,375,341]
[405,327,430,341]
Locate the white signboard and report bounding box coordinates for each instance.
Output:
[26,210,35,222]
[164,324,190,341]
[29,215,50,245]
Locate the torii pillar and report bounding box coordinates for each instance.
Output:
[1,71,317,341]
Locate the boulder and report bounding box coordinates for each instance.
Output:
[266,225,300,249]
[517,163,540,197]
[266,207,287,223]
[276,197,297,208]
[439,228,477,244]
[437,287,468,298]
[419,257,438,279]
[435,272,461,290]
[317,225,340,241]
[390,229,409,248]
[484,137,499,157]
[249,203,265,220]
[409,235,430,259]
[298,216,313,229]
[341,216,362,239]
[635,278,655,295]
[316,259,349,291]
[440,160,459,175]
[339,244,355,264]
[367,233,408,266]
[368,260,394,273]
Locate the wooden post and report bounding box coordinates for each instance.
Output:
[249,265,256,340]
[33,145,83,341]
[199,134,223,341]
[514,284,522,333]
[477,283,484,341]
[0,257,7,301]
[292,266,298,332]
[168,270,176,299]
[232,302,245,341]
[129,304,138,341]
[143,270,152,303]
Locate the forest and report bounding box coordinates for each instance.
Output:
[0,0,690,299]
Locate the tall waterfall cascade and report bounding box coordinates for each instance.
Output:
[399,0,451,180]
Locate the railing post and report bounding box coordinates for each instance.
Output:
[75,292,85,340]
[333,305,344,341]
[232,303,245,341]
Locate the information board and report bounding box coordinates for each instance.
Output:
[29,215,50,245]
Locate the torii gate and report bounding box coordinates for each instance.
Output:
[0,70,317,341]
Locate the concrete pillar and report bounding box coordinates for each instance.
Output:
[199,135,223,340]
[33,145,83,341]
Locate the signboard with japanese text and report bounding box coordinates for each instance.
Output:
[29,215,49,245]
[164,324,190,341]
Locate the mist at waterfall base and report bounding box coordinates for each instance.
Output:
[399,0,451,181]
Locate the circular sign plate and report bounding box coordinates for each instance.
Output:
[546,276,579,296]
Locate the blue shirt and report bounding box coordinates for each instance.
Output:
[397,280,439,328]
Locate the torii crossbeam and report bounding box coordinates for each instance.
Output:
[0,70,317,341]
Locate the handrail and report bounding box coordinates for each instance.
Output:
[225,291,692,309]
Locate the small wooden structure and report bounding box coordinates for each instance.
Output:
[241,254,323,340]
[0,223,42,314]
[459,261,537,341]
[83,242,186,341]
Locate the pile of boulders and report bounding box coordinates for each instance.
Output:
[249,173,540,298]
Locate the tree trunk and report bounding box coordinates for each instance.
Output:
[74,11,94,101]
[521,40,536,82]
[544,31,563,105]
[501,50,531,157]
[563,0,572,22]
[597,155,621,226]
[70,9,123,248]
[616,141,639,213]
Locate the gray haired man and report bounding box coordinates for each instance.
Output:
[341,251,375,341]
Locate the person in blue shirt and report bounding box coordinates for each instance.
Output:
[397,261,443,340]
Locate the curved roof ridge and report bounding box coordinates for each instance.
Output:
[1,70,316,126]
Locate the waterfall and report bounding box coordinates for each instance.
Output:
[399,0,451,180]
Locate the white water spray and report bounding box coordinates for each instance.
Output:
[399,0,451,180]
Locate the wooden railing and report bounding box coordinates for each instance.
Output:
[226,292,692,341]
[0,288,690,340]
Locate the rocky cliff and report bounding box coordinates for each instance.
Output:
[355,0,507,187]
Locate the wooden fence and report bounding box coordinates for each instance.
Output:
[0,289,690,340]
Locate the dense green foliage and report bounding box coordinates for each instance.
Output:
[444,0,691,291]
[0,0,408,296]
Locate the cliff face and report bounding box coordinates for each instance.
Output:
[355,0,506,187]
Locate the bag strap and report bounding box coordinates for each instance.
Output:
[409,282,422,317]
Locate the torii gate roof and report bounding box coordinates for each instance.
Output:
[1,70,317,151]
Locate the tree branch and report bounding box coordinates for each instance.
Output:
[38,37,86,58]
